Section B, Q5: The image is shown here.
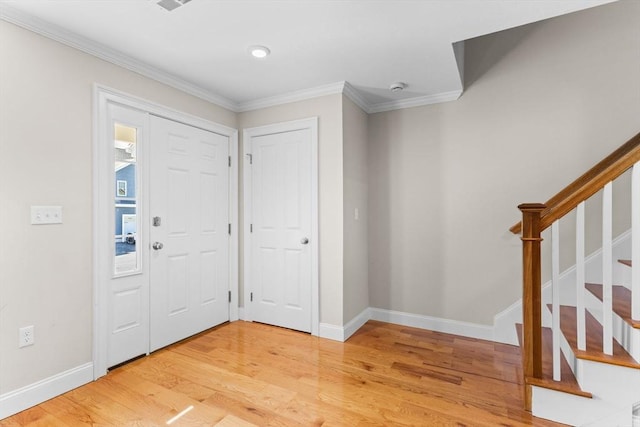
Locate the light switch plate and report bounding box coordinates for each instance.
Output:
[31,206,63,225]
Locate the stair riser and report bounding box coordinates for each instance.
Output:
[531,386,628,426]
[582,405,634,427]
[614,315,640,362]
[576,360,640,406]
[616,259,632,291]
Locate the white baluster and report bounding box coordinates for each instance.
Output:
[633,163,640,322]
[552,220,561,381]
[576,202,586,351]
[603,182,613,355]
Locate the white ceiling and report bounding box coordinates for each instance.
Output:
[0,0,616,112]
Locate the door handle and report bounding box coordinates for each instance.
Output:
[300,237,309,245]
[152,242,164,250]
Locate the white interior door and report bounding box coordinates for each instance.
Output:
[247,125,315,333]
[149,116,230,352]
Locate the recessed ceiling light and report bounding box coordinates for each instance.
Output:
[249,45,271,59]
[390,82,407,92]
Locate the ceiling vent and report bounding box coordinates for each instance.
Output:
[156,0,191,12]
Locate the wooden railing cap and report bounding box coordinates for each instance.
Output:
[510,131,640,235]
[518,203,547,212]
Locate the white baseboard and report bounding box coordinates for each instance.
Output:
[0,362,93,419]
[318,322,345,342]
[369,307,494,341]
[319,307,371,342]
[320,307,495,343]
[492,298,523,345]
[343,307,371,341]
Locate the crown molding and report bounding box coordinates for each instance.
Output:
[238,81,463,115]
[1,5,464,115]
[368,89,463,114]
[0,4,239,112]
[236,82,347,113]
[341,82,373,114]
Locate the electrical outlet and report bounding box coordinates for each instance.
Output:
[19,325,34,348]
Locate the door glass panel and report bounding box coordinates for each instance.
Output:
[114,123,139,275]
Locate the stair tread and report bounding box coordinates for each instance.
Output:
[619,259,632,267]
[585,283,640,329]
[549,304,640,369]
[515,324,591,398]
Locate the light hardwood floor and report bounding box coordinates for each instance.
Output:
[1,320,563,426]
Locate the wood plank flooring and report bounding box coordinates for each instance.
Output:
[0,321,564,426]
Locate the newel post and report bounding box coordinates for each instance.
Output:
[518,203,545,410]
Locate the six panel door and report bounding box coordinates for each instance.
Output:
[249,128,312,333]
[149,116,230,352]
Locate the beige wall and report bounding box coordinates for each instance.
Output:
[0,21,236,394]
[238,95,345,327]
[342,95,370,322]
[0,20,347,400]
[368,0,640,325]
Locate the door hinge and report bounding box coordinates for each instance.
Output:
[228,290,231,303]
[228,156,231,167]
[228,223,231,235]
[250,292,253,302]
[246,153,253,165]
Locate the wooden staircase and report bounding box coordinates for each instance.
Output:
[516,260,640,425]
[511,132,640,426]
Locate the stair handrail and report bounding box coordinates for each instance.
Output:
[511,131,640,412]
[511,132,640,235]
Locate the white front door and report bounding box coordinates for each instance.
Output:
[149,116,230,352]
[96,90,237,377]
[245,120,318,333]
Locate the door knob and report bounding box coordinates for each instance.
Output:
[300,237,309,245]
[152,241,164,250]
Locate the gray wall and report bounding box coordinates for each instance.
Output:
[368,0,640,325]
[342,95,370,323]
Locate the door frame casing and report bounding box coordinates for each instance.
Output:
[93,85,238,379]
[242,117,319,336]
